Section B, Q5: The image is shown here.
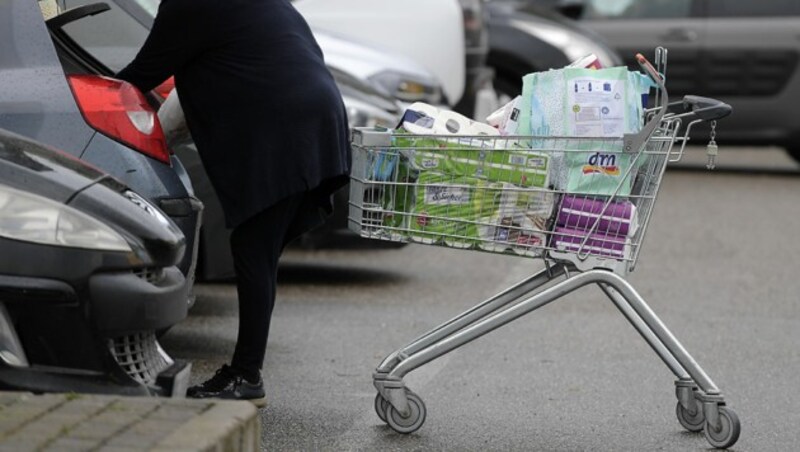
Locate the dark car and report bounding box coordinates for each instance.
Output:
[486,0,623,99]
[0,128,191,396]
[572,0,800,162]
[0,0,203,303]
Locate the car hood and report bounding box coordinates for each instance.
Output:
[314,29,434,82]
[328,66,401,114]
[293,0,465,106]
[0,128,106,202]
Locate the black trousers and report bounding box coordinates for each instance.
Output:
[228,193,324,380]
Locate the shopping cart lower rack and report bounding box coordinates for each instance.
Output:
[347,50,739,449]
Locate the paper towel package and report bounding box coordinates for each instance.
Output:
[548,194,637,261]
[400,102,499,137]
[551,226,628,259]
[407,173,491,246]
[394,134,551,189]
[557,195,638,237]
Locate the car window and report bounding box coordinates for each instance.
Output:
[582,0,693,19]
[59,0,149,73]
[706,0,800,17]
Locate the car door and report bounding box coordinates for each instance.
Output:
[700,0,800,145]
[580,0,705,97]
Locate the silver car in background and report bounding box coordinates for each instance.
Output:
[575,0,800,162]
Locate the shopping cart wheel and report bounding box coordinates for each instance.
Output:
[374,393,389,423]
[703,406,740,449]
[385,391,426,434]
[675,400,705,432]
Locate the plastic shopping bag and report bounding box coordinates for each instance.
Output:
[157,89,191,146]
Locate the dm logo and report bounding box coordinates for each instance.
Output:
[582,152,620,176]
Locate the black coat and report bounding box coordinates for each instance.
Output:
[117,0,350,228]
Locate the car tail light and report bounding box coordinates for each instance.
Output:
[67,75,170,165]
[153,76,175,101]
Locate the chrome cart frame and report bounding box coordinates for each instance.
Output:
[348,49,739,449]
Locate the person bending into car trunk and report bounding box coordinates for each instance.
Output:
[117,0,351,405]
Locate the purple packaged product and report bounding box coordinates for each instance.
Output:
[551,226,627,259]
[556,195,636,237]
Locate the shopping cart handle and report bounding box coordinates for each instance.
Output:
[682,95,732,122]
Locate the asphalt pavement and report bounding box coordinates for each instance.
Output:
[160,146,800,451]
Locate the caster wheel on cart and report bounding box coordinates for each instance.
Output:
[374,393,389,423]
[704,406,740,449]
[385,391,426,434]
[676,400,705,432]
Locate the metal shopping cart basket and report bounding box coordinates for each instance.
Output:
[347,49,739,449]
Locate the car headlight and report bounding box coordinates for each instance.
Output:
[367,70,444,104]
[343,96,400,129]
[0,183,131,252]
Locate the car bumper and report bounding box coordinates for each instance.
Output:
[159,196,203,278]
[159,196,203,307]
[0,267,190,396]
[90,267,188,333]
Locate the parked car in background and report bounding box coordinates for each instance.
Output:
[293,0,499,120]
[314,30,445,108]
[486,0,623,100]
[0,127,191,396]
[454,0,498,120]
[1,0,202,304]
[572,0,800,162]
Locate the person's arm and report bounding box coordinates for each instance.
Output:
[116,0,211,92]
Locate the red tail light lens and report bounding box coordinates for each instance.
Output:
[153,76,176,101]
[67,75,170,165]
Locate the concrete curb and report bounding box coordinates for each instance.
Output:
[0,392,260,451]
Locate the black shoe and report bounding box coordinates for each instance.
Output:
[186,365,267,407]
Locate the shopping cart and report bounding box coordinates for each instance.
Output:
[347,49,739,449]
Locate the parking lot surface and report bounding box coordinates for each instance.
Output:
[161,146,800,451]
